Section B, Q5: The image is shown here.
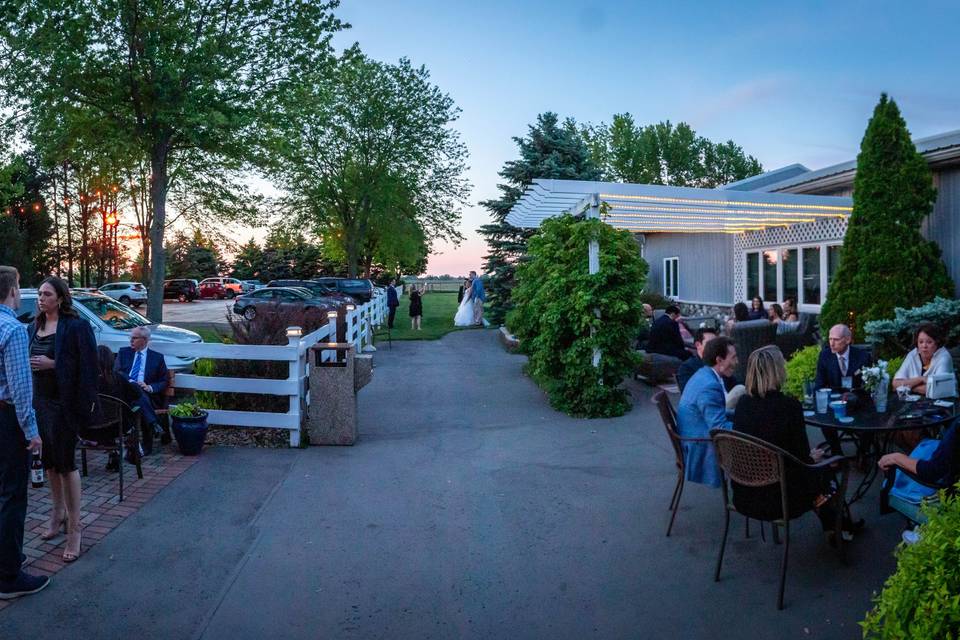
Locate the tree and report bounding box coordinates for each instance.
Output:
[580,115,762,187]
[270,46,470,278]
[232,238,265,281]
[0,155,53,284]
[508,213,648,417]
[0,0,344,320]
[820,94,953,338]
[165,230,223,280]
[479,113,601,326]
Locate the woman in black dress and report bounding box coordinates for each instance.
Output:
[31,276,100,562]
[409,284,424,331]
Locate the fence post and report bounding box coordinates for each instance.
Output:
[362,302,376,352]
[286,326,303,447]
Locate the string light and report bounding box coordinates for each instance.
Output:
[598,192,852,212]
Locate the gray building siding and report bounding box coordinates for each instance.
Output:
[642,233,734,304]
[924,168,960,297]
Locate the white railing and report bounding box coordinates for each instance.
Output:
[149,292,388,447]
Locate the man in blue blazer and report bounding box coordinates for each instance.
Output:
[814,324,873,391]
[676,336,739,487]
[114,326,169,455]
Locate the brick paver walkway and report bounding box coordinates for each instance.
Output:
[0,447,197,612]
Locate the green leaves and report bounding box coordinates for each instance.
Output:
[821,94,954,338]
[509,215,647,418]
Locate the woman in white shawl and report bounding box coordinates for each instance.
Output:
[893,323,954,396]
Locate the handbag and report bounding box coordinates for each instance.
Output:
[926,373,958,399]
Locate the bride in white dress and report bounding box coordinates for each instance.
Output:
[453,278,474,326]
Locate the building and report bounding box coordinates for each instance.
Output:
[506,130,960,315]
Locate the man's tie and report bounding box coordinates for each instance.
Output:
[129,352,142,382]
[838,354,847,376]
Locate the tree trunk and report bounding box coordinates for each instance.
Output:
[146,144,169,322]
[64,162,74,285]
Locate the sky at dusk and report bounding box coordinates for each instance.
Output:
[325,0,960,276]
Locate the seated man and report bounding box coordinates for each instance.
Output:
[676,328,737,394]
[676,337,738,487]
[814,324,872,454]
[646,305,691,361]
[114,326,170,455]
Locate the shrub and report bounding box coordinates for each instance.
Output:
[862,486,960,638]
[639,290,674,311]
[508,213,648,417]
[820,94,953,340]
[865,296,960,359]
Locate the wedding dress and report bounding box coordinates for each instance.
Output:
[453,293,474,326]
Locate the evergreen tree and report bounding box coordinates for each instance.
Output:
[232,238,265,281]
[820,94,953,338]
[479,113,601,325]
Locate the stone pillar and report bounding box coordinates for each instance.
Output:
[307,343,367,445]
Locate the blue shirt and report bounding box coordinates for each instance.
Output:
[0,304,38,440]
[470,278,485,302]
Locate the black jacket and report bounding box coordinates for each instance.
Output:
[646,315,690,361]
[814,345,872,391]
[29,314,102,428]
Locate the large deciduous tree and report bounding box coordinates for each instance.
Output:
[270,46,469,278]
[580,115,762,187]
[0,0,344,319]
[820,94,953,338]
[479,113,601,326]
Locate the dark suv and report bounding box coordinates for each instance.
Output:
[163,279,199,302]
[313,278,374,303]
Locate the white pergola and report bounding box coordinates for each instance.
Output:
[505,179,853,233]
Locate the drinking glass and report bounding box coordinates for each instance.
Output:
[802,381,816,409]
[841,376,853,391]
[816,388,831,414]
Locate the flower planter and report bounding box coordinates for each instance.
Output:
[171,410,209,456]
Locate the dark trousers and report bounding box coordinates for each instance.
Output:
[388,306,397,329]
[0,405,29,581]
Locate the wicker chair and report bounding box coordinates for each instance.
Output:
[729,320,777,383]
[709,429,849,610]
[78,394,143,502]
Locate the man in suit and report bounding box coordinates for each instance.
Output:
[676,337,738,487]
[469,271,485,326]
[814,324,872,454]
[676,327,737,393]
[114,326,169,455]
[646,305,691,361]
[386,280,399,329]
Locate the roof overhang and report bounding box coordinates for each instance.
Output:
[506,179,853,234]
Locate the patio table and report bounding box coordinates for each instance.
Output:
[804,393,957,504]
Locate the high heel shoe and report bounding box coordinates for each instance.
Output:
[40,515,67,541]
[63,527,82,563]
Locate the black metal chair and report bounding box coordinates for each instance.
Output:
[78,393,143,502]
[710,429,849,610]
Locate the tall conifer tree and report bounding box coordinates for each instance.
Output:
[479,113,600,325]
[821,94,953,337]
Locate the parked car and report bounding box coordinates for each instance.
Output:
[313,277,374,303]
[198,277,244,299]
[163,278,199,302]
[15,290,202,372]
[266,279,356,306]
[98,282,147,307]
[240,280,262,292]
[232,287,337,321]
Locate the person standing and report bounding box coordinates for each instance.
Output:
[469,271,485,326]
[113,326,170,456]
[30,276,100,563]
[409,284,424,331]
[386,280,400,330]
[0,266,50,599]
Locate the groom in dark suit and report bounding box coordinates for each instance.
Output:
[114,326,170,455]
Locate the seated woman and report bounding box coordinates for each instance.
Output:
[879,424,959,488]
[724,302,750,335]
[782,297,800,322]
[747,296,766,320]
[768,303,800,335]
[892,323,954,396]
[732,345,862,540]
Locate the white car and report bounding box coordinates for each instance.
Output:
[99,282,148,308]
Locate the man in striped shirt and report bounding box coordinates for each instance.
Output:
[0,266,50,599]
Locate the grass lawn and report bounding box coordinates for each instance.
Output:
[374,291,485,340]
[193,326,224,343]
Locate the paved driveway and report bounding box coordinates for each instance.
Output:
[159,298,235,324]
[1,329,902,639]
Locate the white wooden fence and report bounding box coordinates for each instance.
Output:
[148,289,389,446]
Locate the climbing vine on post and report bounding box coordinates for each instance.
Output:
[508,213,648,417]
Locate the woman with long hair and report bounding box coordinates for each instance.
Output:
[31,276,100,562]
[747,296,766,320]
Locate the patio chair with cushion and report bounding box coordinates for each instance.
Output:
[774,313,819,359]
[729,319,777,383]
[710,429,849,610]
[79,394,143,502]
[880,466,954,526]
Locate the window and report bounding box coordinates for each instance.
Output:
[762,251,778,302]
[663,257,679,298]
[828,245,842,286]
[746,252,760,300]
[781,248,798,302]
[801,246,821,305]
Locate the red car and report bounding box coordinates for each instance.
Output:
[198,277,244,300]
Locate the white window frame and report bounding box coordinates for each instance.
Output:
[745,242,842,312]
[663,256,679,299]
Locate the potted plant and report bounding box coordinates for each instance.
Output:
[169,402,209,455]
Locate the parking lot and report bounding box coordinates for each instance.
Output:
[159,298,235,324]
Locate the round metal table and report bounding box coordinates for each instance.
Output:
[804,393,957,503]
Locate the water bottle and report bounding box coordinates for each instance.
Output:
[31,452,44,488]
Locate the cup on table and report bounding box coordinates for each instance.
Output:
[896,385,911,401]
[829,400,847,420]
[816,388,831,414]
[841,376,853,391]
[802,381,816,408]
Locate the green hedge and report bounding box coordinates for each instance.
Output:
[862,486,960,638]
